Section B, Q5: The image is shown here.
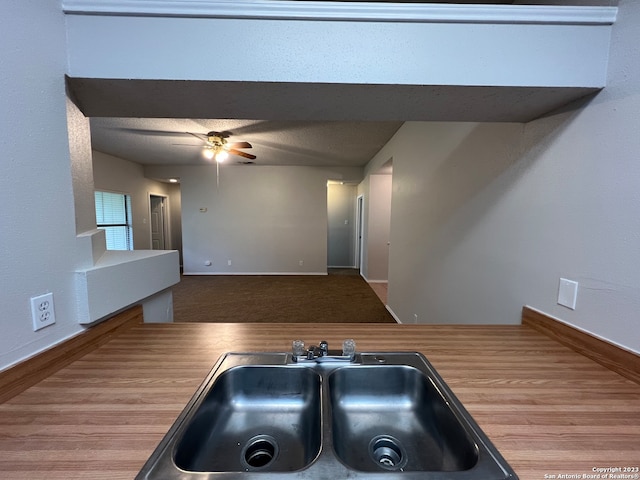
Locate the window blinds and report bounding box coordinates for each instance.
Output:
[94,191,133,250]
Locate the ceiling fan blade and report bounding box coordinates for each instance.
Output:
[228,149,257,160]
[227,141,252,149]
[111,127,186,136]
[186,132,207,141]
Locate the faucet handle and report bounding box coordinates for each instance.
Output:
[319,340,329,356]
[342,339,356,357]
[292,340,306,357]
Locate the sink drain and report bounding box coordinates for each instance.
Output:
[241,435,279,469]
[369,435,407,471]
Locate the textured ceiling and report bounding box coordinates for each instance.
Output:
[81,80,598,169]
[90,118,403,167]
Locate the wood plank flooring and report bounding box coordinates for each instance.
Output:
[367,281,388,304]
[0,323,638,479]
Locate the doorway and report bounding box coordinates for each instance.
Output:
[327,182,358,269]
[355,194,364,273]
[149,194,169,250]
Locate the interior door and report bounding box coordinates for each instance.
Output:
[150,195,166,250]
[355,194,364,272]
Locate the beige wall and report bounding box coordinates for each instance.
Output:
[0,1,85,371]
[92,151,182,254]
[366,174,392,282]
[360,1,640,354]
[177,165,330,274]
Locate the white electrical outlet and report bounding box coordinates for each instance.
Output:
[558,278,579,310]
[31,293,56,331]
[227,260,232,266]
[299,260,304,266]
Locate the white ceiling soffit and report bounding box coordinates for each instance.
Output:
[62,0,617,25]
[68,79,600,123]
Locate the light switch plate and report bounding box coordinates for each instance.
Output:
[558,278,578,310]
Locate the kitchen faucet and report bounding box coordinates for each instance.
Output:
[291,339,356,362]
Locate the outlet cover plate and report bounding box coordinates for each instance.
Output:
[558,278,578,310]
[31,292,56,331]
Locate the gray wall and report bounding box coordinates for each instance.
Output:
[179,165,330,274]
[0,1,87,370]
[93,151,182,254]
[363,0,640,354]
[0,4,182,371]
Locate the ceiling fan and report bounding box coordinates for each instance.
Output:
[186,131,256,163]
[181,131,256,188]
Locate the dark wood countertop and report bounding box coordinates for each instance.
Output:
[1,322,639,479]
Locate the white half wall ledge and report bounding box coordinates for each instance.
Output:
[75,228,107,270]
[75,249,180,324]
[62,1,617,25]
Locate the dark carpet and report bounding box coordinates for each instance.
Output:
[172,271,395,323]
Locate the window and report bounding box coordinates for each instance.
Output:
[95,191,133,250]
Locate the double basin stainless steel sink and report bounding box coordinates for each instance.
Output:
[136,342,517,479]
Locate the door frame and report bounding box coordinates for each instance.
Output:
[149,193,170,250]
[355,194,364,273]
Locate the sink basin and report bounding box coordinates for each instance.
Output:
[329,365,478,472]
[136,351,517,479]
[174,366,321,472]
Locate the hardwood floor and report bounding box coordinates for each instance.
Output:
[327,267,388,304]
[0,322,638,479]
[368,281,388,304]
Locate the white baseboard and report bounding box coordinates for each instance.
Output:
[182,271,328,276]
[386,305,401,324]
[361,273,388,283]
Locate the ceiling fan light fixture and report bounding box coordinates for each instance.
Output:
[216,150,229,163]
[203,147,215,160]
